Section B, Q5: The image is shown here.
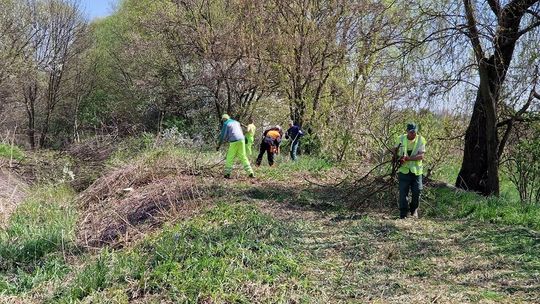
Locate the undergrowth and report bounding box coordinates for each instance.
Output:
[0,143,24,161]
[53,203,313,303]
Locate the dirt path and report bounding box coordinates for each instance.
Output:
[0,169,27,226]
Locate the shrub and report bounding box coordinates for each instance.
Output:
[506,134,540,205]
[0,143,24,161]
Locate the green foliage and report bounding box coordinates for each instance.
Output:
[300,132,323,156]
[162,117,188,131]
[0,185,76,294]
[0,143,24,161]
[55,203,310,303]
[79,89,117,127]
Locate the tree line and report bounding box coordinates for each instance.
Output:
[1,0,539,196]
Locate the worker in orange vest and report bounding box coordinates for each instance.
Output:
[256,125,283,167]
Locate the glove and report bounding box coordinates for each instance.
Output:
[399,156,409,165]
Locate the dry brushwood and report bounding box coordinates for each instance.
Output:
[75,151,219,249]
[305,147,402,209]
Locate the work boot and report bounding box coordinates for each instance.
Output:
[399,209,408,219]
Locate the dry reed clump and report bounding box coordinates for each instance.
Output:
[67,137,116,163]
[76,153,211,249]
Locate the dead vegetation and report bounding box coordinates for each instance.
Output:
[75,149,220,249]
[66,137,118,192]
[0,168,27,227]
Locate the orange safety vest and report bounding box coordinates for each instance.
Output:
[266,130,281,139]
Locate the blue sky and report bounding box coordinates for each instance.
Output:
[80,0,118,20]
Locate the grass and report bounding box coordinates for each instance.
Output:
[52,203,314,303]
[0,184,76,294]
[426,158,539,229]
[431,157,520,201]
[423,182,540,231]
[2,144,539,303]
[106,133,155,166]
[0,143,24,161]
[251,154,333,180]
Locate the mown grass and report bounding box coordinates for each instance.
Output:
[252,154,333,181]
[52,203,314,303]
[0,143,24,161]
[302,214,540,303]
[0,184,77,294]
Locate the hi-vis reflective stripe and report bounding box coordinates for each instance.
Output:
[399,134,424,176]
[400,135,422,157]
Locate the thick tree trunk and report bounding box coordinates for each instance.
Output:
[456,0,538,196]
[456,59,500,195]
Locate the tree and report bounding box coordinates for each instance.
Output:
[456,0,540,195]
[18,0,87,148]
[162,0,273,123]
[261,0,348,127]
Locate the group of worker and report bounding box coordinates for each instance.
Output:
[217,114,426,220]
[217,114,304,179]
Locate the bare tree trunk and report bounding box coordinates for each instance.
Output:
[24,83,37,150]
[457,59,500,195]
[456,0,540,195]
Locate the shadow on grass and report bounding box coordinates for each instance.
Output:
[244,184,347,212]
[309,217,540,302]
[458,224,540,266]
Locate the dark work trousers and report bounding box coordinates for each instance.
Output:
[398,172,423,218]
[256,140,275,166]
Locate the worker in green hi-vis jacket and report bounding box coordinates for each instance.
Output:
[392,122,426,219]
[217,114,255,179]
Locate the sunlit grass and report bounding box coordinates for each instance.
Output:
[0,184,76,294]
[54,203,313,303]
[0,143,24,161]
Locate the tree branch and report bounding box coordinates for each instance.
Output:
[518,6,540,37]
[463,0,485,62]
[487,0,502,19]
[517,19,540,37]
[497,66,540,157]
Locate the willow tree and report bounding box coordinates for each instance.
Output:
[457,0,540,195]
